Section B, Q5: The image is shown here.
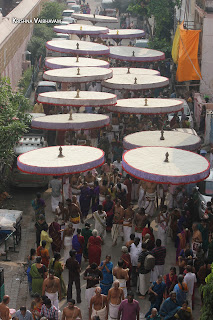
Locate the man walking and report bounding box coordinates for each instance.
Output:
[61,299,82,320]
[49,176,62,213]
[113,260,129,298]
[117,291,140,320]
[151,239,166,282]
[89,287,108,320]
[66,250,81,303]
[108,280,124,320]
[184,265,197,310]
[137,243,151,299]
[84,263,103,308]
[42,270,61,309]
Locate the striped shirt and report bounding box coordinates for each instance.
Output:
[151,246,166,265]
[41,305,58,320]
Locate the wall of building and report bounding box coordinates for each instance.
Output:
[200,13,213,98]
[0,0,48,89]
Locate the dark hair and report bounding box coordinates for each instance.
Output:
[162,205,167,210]
[156,239,162,247]
[103,180,108,186]
[33,293,40,299]
[3,296,9,303]
[49,269,55,275]
[20,307,26,312]
[45,298,51,306]
[98,205,103,211]
[170,267,176,274]
[142,242,147,250]
[118,260,124,267]
[36,192,41,199]
[182,300,188,306]
[178,274,185,291]
[41,295,48,303]
[186,265,192,272]
[41,240,46,247]
[30,248,36,260]
[68,299,75,304]
[69,250,76,258]
[134,237,140,245]
[94,181,99,187]
[185,249,192,258]
[36,256,42,263]
[91,263,98,270]
[77,229,81,235]
[127,291,134,298]
[130,233,135,240]
[43,225,48,232]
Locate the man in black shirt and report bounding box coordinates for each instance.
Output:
[137,242,150,299]
[83,263,103,308]
[66,250,81,303]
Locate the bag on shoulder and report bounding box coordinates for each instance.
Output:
[144,254,155,271]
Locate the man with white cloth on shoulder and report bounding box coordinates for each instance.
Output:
[107,280,124,320]
[49,176,62,213]
[84,263,103,309]
[89,287,108,320]
[113,260,129,298]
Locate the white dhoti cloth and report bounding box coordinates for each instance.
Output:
[157,225,167,246]
[109,303,120,320]
[138,187,145,209]
[111,224,123,244]
[91,138,98,147]
[45,291,59,309]
[91,306,107,320]
[123,223,132,244]
[150,265,164,282]
[71,187,80,202]
[85,287,96,308]
[64,236,72,264]
[138,273,150,296]
[116,279,127,298]
[72,223,80,235]
[99,194,105,205]
[51,195,62,212]
[145,192,156,217]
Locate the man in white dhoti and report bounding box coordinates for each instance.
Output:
[138,181,146,209]
[49,176,62,213]
[63,223,74,264]
[137,243,151,299]
[111,199,124,246]
[157,205,169,246]
[144,182,157,217]
[150,239,166,282]
[113,260,129,298]
[123,203,134,244]
[107,281,124,320]
[89,287,108,320]
[93,205,107,240]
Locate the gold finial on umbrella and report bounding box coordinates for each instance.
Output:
[144,98,148,106]
[127,67,130,74]
[80,26,82,30]
[77,67,80,75]
[164,152,169,162]
[160,128,165,140]
[69,110,73,120]
[132,51,135,56]
[76,55,79,62]
[116,30,119,35]
[58,146,64,158]
[134,77,137,84]
[76,43,79,49]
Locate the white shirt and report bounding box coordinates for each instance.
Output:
[184,272,197,295]
[130,243,142,266]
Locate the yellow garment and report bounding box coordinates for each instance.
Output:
[175,307,192,318]
[71,216,80,224]
[40,230,53,250]
[176,22,201,82]
[33,103,44,113]
[172,22,181,64]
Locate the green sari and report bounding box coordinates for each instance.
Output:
[49,259,66,298]
[30,264,45,295]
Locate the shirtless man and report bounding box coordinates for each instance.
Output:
[70,174,81,201]
[113,260,129,298]
[99,180,108,205]
[107,281,124,320]
[66,198,83,234]
[111,199,124,246]
[144,182,157,217]
[76,129,87,145]
[0,295,11,320]
[123,203,135,244]
[42,270,61,309]
[85,171,95,187]
[89,287,108,320]
[62,299,82,320]
[133,208,148,241]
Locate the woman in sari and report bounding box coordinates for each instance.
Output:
[48,217,62,253]
[31,293,43,320]
[27,248,36,295]
[99,255,113,295]
[164,267,178,298]
[93,205,107,240]
[88,229,102,266]
[145,275,166,318]
[79,182,92,218]
[72,228,85,265]
[174,300,193,320]
[30,256,47,295]
[49,252,66,299]
[176,226,187,262]
[81,223,92,261]
[36,240,50,268]
[31,193,46,221]
[174,275,188,306]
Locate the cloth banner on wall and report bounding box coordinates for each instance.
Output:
[172,22,181,64]
[176,23,201,82]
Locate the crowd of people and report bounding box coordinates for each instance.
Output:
[2,156,212,320]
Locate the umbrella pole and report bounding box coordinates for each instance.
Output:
[62,177,64,205]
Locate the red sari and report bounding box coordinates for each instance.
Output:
[88,236,102,266]
[49,221,62,253]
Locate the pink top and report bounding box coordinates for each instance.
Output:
[119,299,140,320]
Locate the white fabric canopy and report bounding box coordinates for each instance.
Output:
[54,24,109,35]
[102,75,169,90]
[123,130,201,151]
[72,13,118,24]
[37,91,117,106]
[110,46,165,62]
[122,147,210,185]
[18,146,105,175]
[46,40,109,55]
[101,29,145,39]
[45,57,109,69]
[108,98,183,114]
[43,67,113,83]
[32,113,110,130]
[112,67,160,76]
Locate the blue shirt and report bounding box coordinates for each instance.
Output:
[15,310,33,320]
